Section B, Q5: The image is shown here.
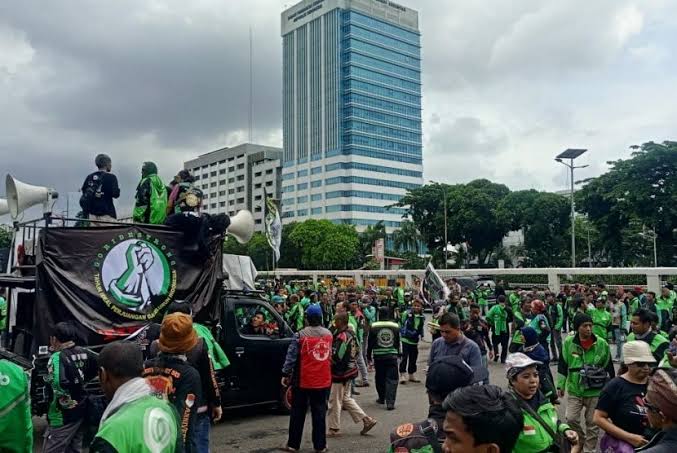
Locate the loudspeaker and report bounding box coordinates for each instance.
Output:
[5,174,59,219]
[227,210,255,244]
[0,198,8,216]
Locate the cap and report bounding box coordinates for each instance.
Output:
[271,295,285,305]
[159,313,198,354]
[622,341,656,365]
[306,304,323,318]
[505,352,542,380]
[426,355,488,397]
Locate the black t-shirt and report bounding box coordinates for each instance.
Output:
[596,376,650,436]
[81,171,120,217]
[463,319,490,354]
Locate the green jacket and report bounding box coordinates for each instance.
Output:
[0,360,33,453]
[509,292,521,312]
[486,304,509,335]
[477,289,489,306]
[133,172,167,224]
[557,333,614,397]
[348,312,365,346]
[91,395,179,453]
[285,303,305,332]
[629,297,641,316]
[552,303,564,330]
[591,308,611,339]
[0,296,7,330]
[193,323,230,370]
[512,393,570,453]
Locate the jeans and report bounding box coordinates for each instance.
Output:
[492,332,509,363]
[355,343,369,384]
[399,342,419,375]
[612,327,625,360]
[550,329,562,360]
[287,387,329,451]
[193,412,210,453]
[565,394,600,453]
[374,356,399,406]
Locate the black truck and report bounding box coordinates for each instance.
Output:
[0,218,293,415]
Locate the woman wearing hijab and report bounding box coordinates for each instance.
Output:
[518,327,556,402]
[506,353,580,452]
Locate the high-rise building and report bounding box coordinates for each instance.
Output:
[183,143,282,231]
[281,0,423,232]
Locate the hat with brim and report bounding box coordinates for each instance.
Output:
[622,340,656,365]
[159,313,198,354]
[505,352,542,380]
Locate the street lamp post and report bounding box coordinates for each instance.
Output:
[555,149,588,268]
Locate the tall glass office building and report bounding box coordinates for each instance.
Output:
[281,0,422,232]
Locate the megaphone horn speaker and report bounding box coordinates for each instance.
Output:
[227,210,255,244]
[0,198,9,216]
[6,174,59,219]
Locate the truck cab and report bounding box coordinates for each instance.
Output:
[218,290,293,410]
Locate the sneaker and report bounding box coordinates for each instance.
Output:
[386,403,395,411]
[355,381,369,388]
[408,374,420,383]
[400,377,407,384]
[279,446,298,452]
[361,417,378,435]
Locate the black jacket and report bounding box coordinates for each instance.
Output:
[81,171,120,217]
[143,354,202,452]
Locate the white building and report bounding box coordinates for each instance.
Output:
[183,143,283,231]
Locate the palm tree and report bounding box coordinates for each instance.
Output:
[393,219,422,254]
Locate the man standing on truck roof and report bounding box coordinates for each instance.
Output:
[43,322,98,453]
[0,359,33,453]
[80,154,120,224]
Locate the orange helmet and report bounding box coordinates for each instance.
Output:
[531,299,546,314]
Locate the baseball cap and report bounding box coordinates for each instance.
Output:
[306,304,323,318]
[426,355,488,397]
[623,341,656,365]
[271,295,285,305]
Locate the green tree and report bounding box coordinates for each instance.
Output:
[397,180,511,266]
[392,219,422,253]
[358,221,386,259]
[0,227,12,249]
[498,190,570,266]
[277,222,302,269]
[576,141,677,266]
[288,219,360,270]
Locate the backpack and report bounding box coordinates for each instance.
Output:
[80,172,104,213]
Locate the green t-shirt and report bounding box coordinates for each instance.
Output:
[0,296,7,330]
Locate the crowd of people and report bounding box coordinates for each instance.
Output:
[1,278,677,452]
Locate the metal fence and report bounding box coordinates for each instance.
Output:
[259,267,677,293]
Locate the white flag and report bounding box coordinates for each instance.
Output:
[420,261,449,305]
[264,188,282,263]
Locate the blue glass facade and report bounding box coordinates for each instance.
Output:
[281,0,422,229]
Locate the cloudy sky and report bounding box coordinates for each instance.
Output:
[1,0,676,218]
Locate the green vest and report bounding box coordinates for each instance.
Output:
[558,333,612,397]
[513,396,569,453]
[94,395,179,453]
[133,174,168,224]
[0,360,33,453]
[627,331,669,361]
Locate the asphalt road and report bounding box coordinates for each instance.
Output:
[211,339,558,453]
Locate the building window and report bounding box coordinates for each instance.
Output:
[311,207,322,215]
[265,181,273,186]
[219,179,226,185]
[237,163,245,170]
[297,183,308,190]
[237,154,245,159]
[210,203,216,209]
[228,157,234,162]
[219,169,226,175]
[219,191,226,196]
[229,200,235,205]
[202,174,208,180]
[255,219,262,224]
[194,175,200,181]
[266,169,273,174]
[237,186,244,193]
[325,176,419,190]
[282,173,294,181]
[210,192,217,198]
[237,197,245,204]
[255,172,262,177]
[311,166,322,175]
[310,194,322,201]
[237,175,244,181]
[297,169,308,177]
[228,178,235,183]
[282,185,294,193]
[228,189,235,194]
[210,171,217,177]
[297,209,308,216]
[254,207,262,212]
[218,160,226,164]
[254,195,262,200]
[202,184,208,189]
[228,167,235,172]
[203,194,208,199]
[255,183,262,189]
[219,201,226,207]
[311,180,322,188]
[210,182,217,188]
[297,196,308,203]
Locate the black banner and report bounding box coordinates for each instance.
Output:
[34,225,223,345]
